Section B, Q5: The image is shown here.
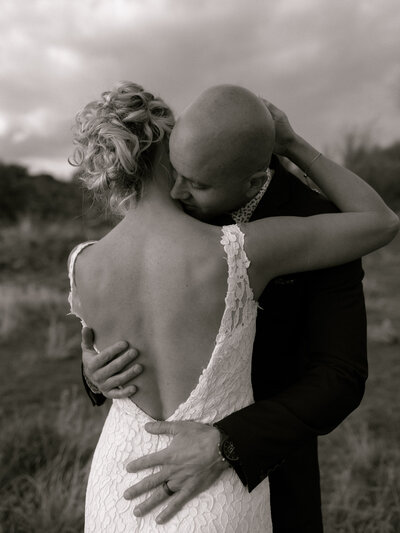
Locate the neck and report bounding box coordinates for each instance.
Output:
[124,177,183,225]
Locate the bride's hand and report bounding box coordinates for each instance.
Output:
[260,99,298,157]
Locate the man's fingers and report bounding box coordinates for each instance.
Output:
[104,363,143,391]
[126,449,169,473]
[133,485,170,517]
[94,342,131,368]
[155,485,195,524]
[124,471,167,500]
[81,327,95,350]
[97,351,140,381]
[144,421,182,436]
[106,385,137,399]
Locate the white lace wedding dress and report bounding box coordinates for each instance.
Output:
[68,224,272,532]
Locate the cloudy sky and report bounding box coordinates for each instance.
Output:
[1,0,399,180]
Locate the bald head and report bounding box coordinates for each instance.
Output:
[170,84,275,181]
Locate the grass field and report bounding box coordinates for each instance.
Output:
[0,217,399,533]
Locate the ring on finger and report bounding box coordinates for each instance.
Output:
[162,480,175,497]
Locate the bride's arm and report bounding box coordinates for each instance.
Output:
[245,106,399,296]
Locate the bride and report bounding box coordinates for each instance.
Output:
[68,82,398,532]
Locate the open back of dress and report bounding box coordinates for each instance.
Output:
[68,224,272,532]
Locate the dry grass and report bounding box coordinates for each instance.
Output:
[320,418,400,532]
[0,389,107,533]
[0,283,80,360]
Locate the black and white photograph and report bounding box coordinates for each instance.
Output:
[1,1,399,532]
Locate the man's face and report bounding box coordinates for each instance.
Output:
[169,130,251,222]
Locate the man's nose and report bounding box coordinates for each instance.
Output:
[170,175,191,201]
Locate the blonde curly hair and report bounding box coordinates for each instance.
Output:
[70,82,175,214]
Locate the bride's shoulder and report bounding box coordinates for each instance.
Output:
[67,241,97,271]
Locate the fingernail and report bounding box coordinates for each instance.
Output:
[133,364,142,372]
[133,508,142,517]
[129,386,137,394]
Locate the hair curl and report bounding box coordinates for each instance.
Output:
[70,82,175,215]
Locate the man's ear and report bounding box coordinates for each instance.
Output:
[245,171,268,199]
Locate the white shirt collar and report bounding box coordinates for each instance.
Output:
[231,168,274,223]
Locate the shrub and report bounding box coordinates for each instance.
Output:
[342,133,400,208]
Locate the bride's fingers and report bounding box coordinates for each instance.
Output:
[126,449,169,472]
[259,98,282,119]
[124,470,167,500]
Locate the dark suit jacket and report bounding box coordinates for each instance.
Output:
[83,156,368,533]
[215,157,368,532]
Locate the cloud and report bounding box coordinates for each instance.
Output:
[0,0,399,178]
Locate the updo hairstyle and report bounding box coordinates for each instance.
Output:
[70,82,175,214]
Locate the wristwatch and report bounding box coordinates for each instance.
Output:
[219,431,240,462]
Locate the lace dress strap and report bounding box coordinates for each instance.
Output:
[217,224,255,343]
[67,241,96,324]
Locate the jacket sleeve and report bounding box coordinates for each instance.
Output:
[81,363,107,406]
[215,257,367,491]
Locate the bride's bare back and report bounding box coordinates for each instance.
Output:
[74,212,227,420]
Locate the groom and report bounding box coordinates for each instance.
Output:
[80,89,367,532]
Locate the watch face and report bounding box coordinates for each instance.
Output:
[222,438,240,462]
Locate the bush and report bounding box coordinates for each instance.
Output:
[342,134,400,208]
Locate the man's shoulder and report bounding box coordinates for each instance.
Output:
[256,157,339,219]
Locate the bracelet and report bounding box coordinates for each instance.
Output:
[303,152,322,177]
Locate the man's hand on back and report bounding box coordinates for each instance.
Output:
[81,327,143,399]
[124,421,229,524]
